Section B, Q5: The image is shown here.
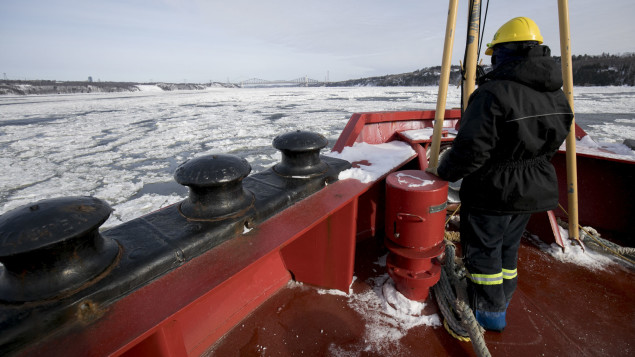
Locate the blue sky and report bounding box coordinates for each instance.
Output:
[1,0,633,83]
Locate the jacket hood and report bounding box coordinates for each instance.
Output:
[479,45,564,92]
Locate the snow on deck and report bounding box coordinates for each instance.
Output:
[325,141,416,183]
[527,231,620,271]
[290,254,441,356]
[399,127,457,142]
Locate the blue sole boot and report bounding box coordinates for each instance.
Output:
[475,309,506,332]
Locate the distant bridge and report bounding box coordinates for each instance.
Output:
[239,76,322,87]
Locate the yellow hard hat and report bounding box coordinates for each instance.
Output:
[485,17,543,55]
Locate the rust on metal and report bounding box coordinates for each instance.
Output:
[76,300,107,325]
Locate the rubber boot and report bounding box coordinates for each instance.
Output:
[475,309,506,332]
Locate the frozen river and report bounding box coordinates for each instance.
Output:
[1,86,634,228]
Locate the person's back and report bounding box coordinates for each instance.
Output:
[479,43,572,162]
[433,17,573,333]
[441,43,573,213]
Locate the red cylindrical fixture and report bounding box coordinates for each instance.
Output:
[384,170,448,301]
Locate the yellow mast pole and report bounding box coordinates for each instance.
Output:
[462,0,481,110]
[557,0,580,240]
[429,0,460,168]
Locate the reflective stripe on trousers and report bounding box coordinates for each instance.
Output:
[468,268,517,285]
[460,206,530,312]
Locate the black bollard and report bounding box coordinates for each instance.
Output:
[174,154,254,221]
[272,130,328,178]
[0,196,119,302]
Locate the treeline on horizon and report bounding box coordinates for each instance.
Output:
[559,53,635,86]
[329,53,635,87]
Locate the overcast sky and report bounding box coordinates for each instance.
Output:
[1,0,633,83]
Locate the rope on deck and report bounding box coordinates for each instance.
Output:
[433,240,491,357]
[557,204,635,265]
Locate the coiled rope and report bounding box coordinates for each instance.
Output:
[433,240,491,357]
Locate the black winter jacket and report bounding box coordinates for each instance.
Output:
[437,46,573,214]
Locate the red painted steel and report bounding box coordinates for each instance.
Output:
[16,179,372,357]
[334,110,631,242]
[552,151,634,243]
[394,129,455,170]
[527,210,567,250]
[384,238,445,272]
[354,182,384,241]
[280,196,358,292]
[384,170,448,301]
[574,122,588,139]
[385,171,448,248]
[411,142,430,169]
[332,110,462,152]
[119,321,188,357]
[386,257,442,301]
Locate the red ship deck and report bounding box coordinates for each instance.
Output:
[207,235,634,356]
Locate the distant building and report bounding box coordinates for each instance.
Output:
[88,76,93,82]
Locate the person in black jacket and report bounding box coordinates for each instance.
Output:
[429,17,573,331]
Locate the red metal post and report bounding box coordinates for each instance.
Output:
[384,170,448,301]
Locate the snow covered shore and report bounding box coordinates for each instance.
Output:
[0,81,237,95]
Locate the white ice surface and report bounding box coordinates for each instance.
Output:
[0,86,633,230]
[571,86,635,114]
[0,87,458,229]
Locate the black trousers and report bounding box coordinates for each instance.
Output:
[460,206,531,313]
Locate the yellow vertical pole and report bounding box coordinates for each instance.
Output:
[429,0,460,168]
[558,0,579,240]
[462,0,481,110]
